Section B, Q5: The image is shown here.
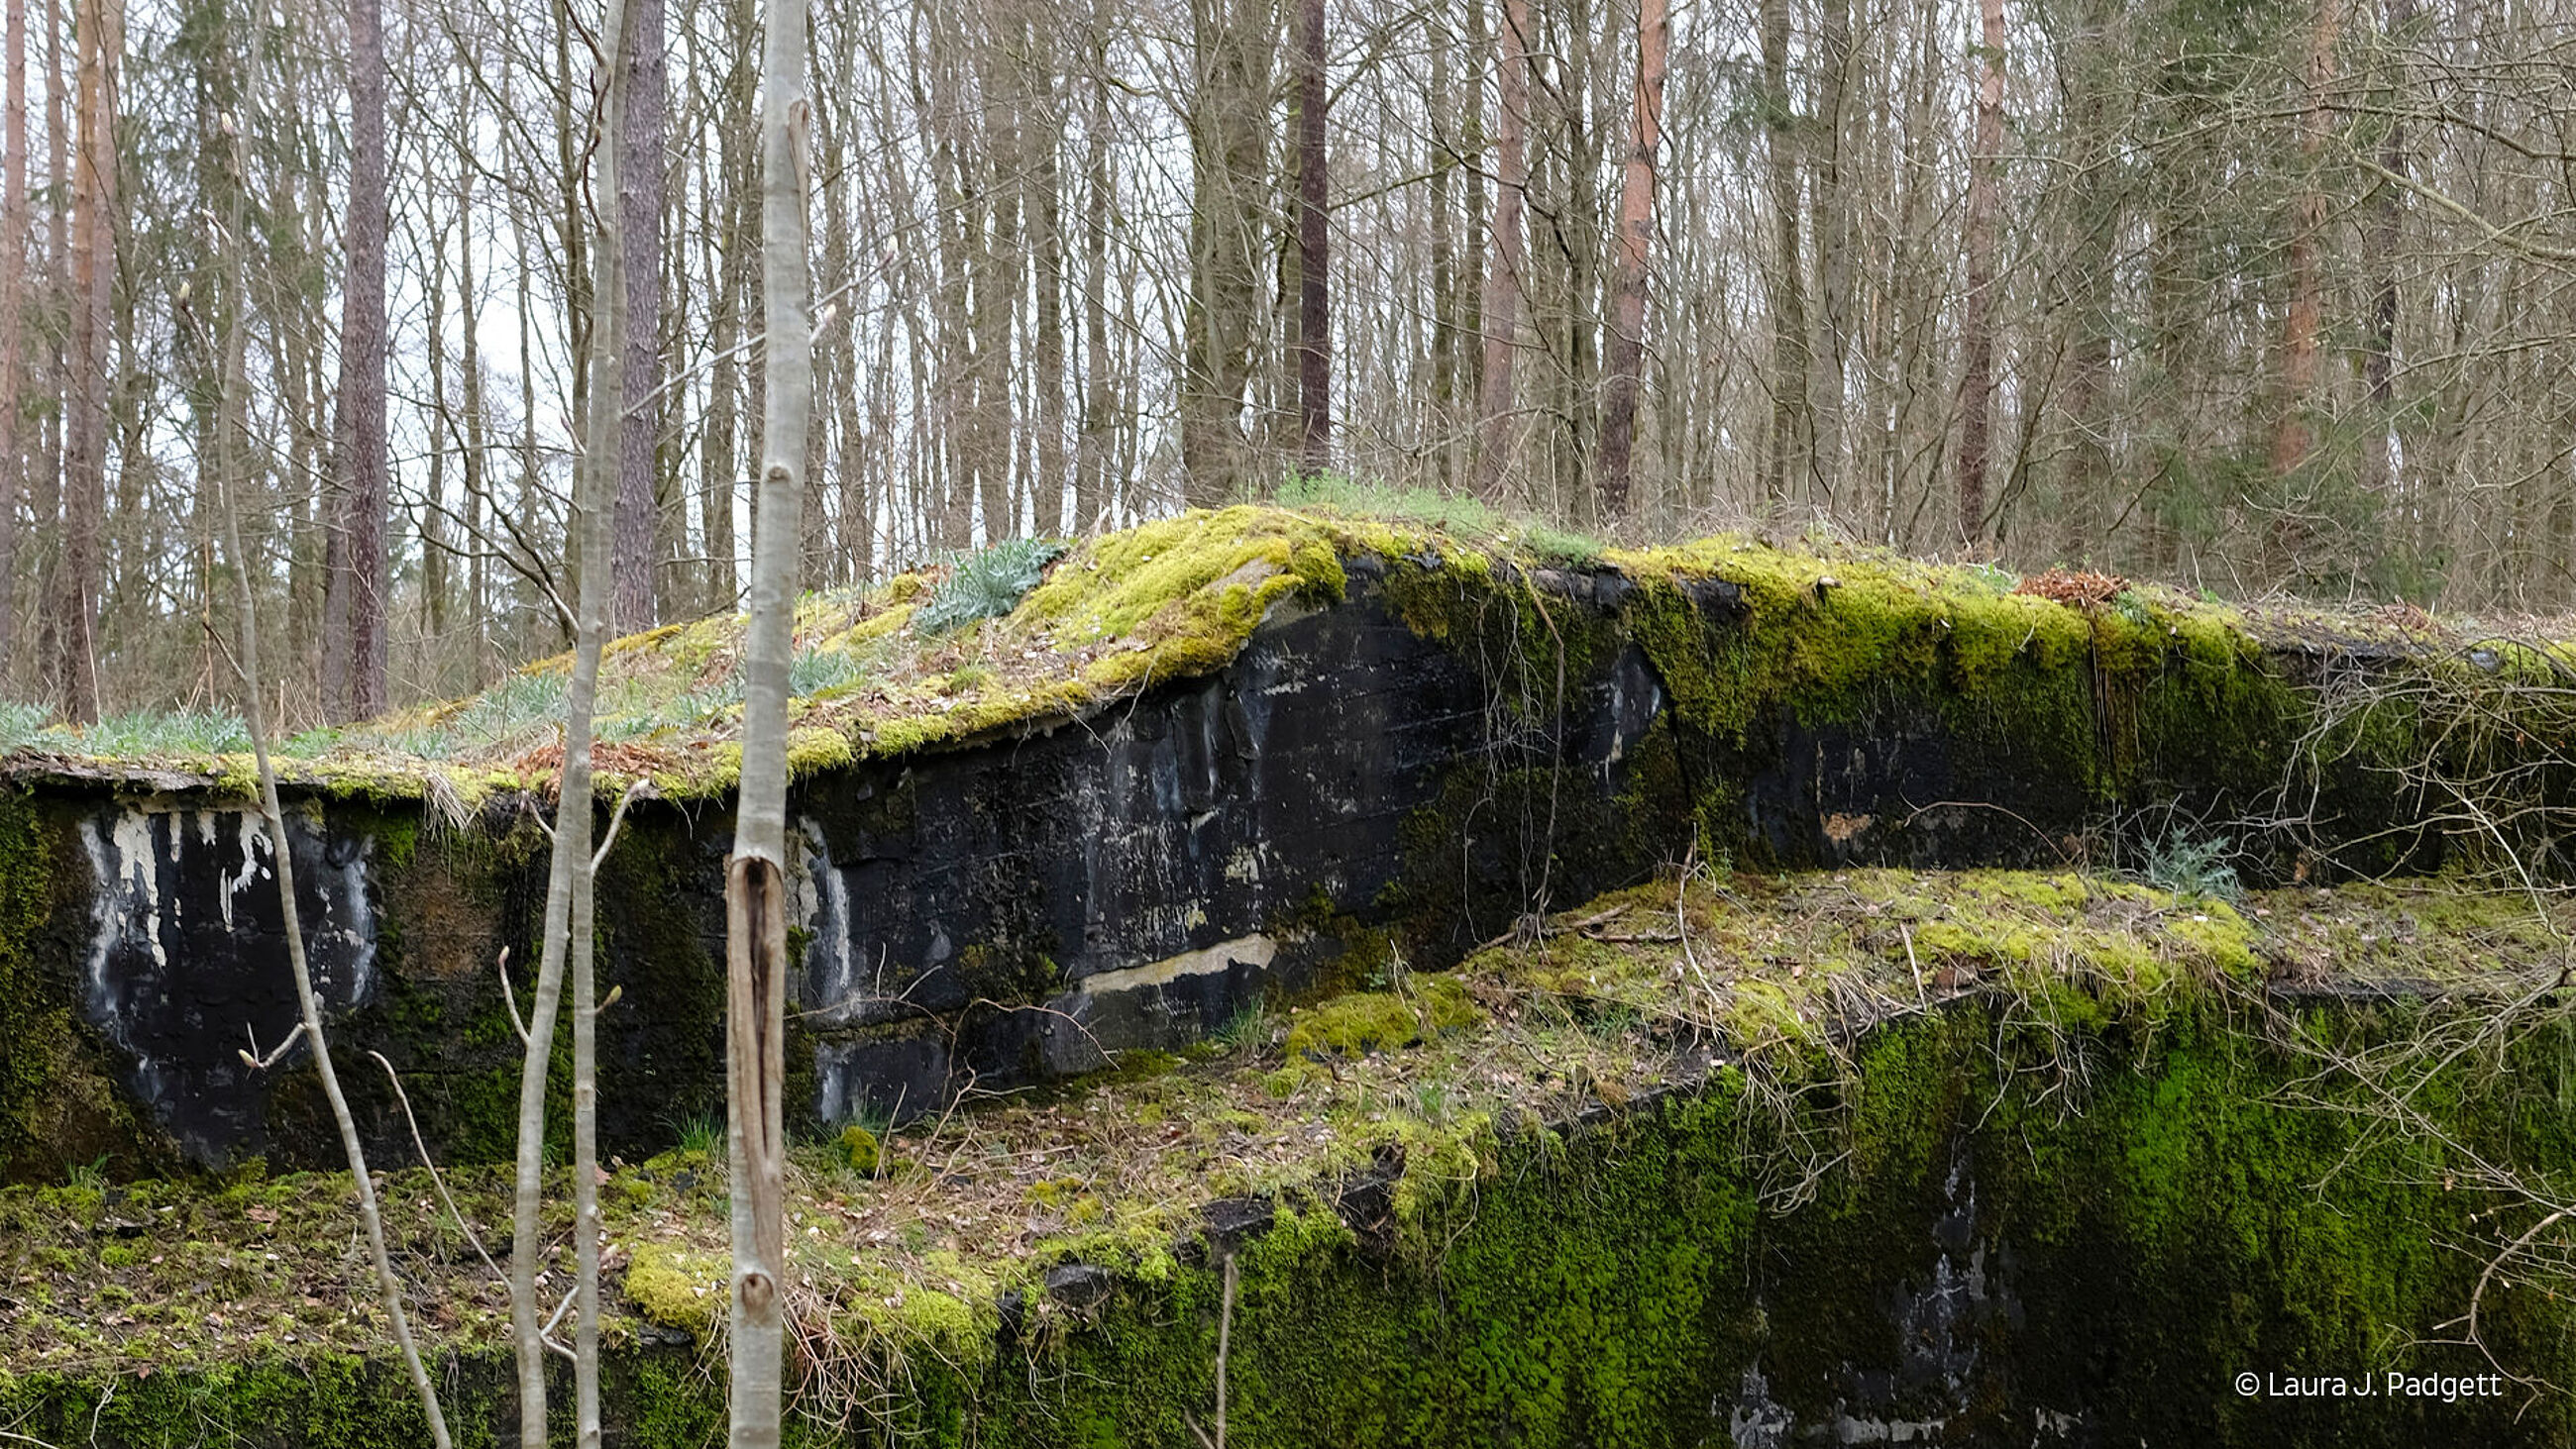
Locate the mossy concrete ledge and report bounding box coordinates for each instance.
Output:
[5,871,2574,1445]
[1,506,2560,1181]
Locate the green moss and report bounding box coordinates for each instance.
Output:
[1284,981,1483,1062]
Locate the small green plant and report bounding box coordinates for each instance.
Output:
[1963,563,2018,595]
[791,646,866,699]
[1216,992,1272,1057]
[1413,1081,1453,1124]
[913,537,1068,635]
[0,700,53,753]
[1516,522,1606,567]
[447,668,570,750]
[2112,589,2153,628]
[2137,831,2241,901]
[1274,472,1506,535]
[78,707,253,756]
[673,1111,727,1160]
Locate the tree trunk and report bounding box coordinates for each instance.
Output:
[52,0,111,721]
[1808,0,1854,507]
[2359,0,2415,502]
[326,0,388,720]
[1179,0,1271,506]
[1595,0,1666,517]
[1291,0,1328,476]
[1954,0,2003,547]
[1759,0,1808,511]
[2271,0,2341,484]
[1032,65,1069,534]
[1471,0,1528,500]
[1074,32,1111,531]
[0,0,25,688]
[613,0,666,633]
[729,0,808,1432]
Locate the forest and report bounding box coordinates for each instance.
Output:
[0,0,2566,726]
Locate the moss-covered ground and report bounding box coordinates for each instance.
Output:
[7,869,2575,1444]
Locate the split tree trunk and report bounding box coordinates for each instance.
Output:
[728,0,810,1433]
[1595,0,1667,517]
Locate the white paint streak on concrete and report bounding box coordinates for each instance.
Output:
[1075,933,1275,997]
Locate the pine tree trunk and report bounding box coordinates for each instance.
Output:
[1759,0,1808,511]
[1471,0,1528,500]
[1292,0,1329,476]
[53,0,111,721]
[1954,0,2003,546]
[613,0,666,632]
[0,0,26,688]
[1596,0,1667,517]
[2359,0,2415,501]
[329,0,389,719]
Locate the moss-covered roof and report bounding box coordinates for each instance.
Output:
[2,502,2535,807]
[3,868,2559,1394]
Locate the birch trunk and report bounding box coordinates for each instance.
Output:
[729,0,809,1433]
[509,0,626,1432]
